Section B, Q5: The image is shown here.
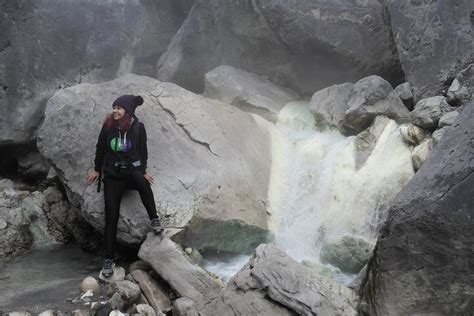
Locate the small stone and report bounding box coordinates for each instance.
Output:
[172,298,199,316]
[109,311,126,316]
[438,111,459,128]
[39,310,55,316]
[98,266,126,283]
[394,82,414,110]
[109,280,141,305]
[108,292,124,311]
[80,276,99,294]
[184,247,193,254]
[400,124,428,146]
[7,312,32,316]
[71,310,90,316]
[91,302,112,316]
[136,304,157,316]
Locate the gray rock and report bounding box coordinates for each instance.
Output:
[38,310,54,316]
[138,234,222,309]
[204,65,298,122]
[394,82,414,111]
[432,127,451,146]
[37,74,272,253]
[309,83,354,132]
[353,116,392,170]
[109,280,141,306]
[362,103,474,315]
[201,244,357,316]
[7,313,32,316]
[108,292,124,311]
[17,152,50,176]
[0,179,14,191]
[91,302,113,316]
[158,0,403,95]
[343,76,409,134]
[0,199,32,259]
[447,64,474,106]
[98,266,126,283]
[320,235,373,274]
[386,1,474,100]
[438,111,459,128]
[412,138,434,171]
[71,310,90,316]
[79,276,99,294]
[409,96,452,129]
[172,298,199,316]
[0,0,191,144]
[399,124,428,147]
[136,304,156,316]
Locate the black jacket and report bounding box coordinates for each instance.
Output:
[94,117,148,175]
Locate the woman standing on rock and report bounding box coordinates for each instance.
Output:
[86,95,163,277]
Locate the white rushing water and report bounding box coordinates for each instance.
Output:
[204,101,414,283]
[266,101,414,278]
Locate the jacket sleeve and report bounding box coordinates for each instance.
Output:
[139,123,148,174]
[94,125,107,172]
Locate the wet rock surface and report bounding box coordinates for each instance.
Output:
[363,104,474,315]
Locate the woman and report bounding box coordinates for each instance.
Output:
[87,94,163,277]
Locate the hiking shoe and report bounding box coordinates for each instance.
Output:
[150,217,164,234]
[101,259,114,277]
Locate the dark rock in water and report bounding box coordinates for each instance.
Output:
[386,0,474,100]
[0,0,190,144]
[362,103,474,315]
[158,0,403,95]
[320,235,373,274]
[201,244,358,316]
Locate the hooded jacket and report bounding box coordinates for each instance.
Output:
[94,117,148,176]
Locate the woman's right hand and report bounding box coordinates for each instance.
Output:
[87,170,100,184]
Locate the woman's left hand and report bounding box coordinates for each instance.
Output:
[144,173,155,185]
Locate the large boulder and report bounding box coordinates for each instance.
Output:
[204,65,298,122]
[37,74,272,252]
[362,104,474,315]
[385,0,474,100]
[342,76,409,134]
[201,244,358,315]
[157,0,403,95]
[0,0,192,144]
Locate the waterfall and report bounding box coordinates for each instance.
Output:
[267,101,414,276]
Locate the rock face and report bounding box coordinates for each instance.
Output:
[320,235,373,274]
[138,234,222,309]
[362,104,474,315]
[204,65,298,122]
[0,0,191,144]
[37,74,272,252]
[158,0,403,95]
[201,244,358,315]
[385,0,474,100]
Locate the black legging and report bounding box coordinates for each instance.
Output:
[103,170,158,259]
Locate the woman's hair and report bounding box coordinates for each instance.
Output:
[104,112,132,131]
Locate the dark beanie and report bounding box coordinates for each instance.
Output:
[112,95,144,116]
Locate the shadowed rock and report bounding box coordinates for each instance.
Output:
[362,103,474,315]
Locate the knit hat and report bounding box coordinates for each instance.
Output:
[112,95,144,116]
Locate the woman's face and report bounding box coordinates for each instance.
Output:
[112,105,126,120]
